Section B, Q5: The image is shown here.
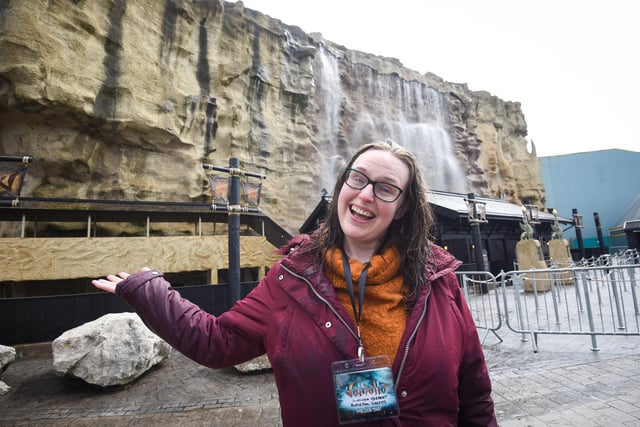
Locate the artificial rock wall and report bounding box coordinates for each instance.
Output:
[0,0,545,234]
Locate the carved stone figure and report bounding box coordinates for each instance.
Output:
[551,209,564,240]
[519,217,534,241]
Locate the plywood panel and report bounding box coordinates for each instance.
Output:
[1,236,280,281]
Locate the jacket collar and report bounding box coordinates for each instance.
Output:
[426,243,463,282]
[279,234,462,293]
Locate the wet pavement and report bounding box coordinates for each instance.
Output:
[1,326,639,426]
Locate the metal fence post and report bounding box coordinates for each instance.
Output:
[579,272,599,351]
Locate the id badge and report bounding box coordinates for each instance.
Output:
[331,355,399,424]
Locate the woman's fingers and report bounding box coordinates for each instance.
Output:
[91,278,117,294]
[92,270,133,294]
[91,269,153,294]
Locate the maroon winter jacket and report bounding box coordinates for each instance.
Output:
[116,236,497,426]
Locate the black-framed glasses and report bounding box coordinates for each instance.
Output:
[344,168,404,203]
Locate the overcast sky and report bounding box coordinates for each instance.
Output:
[237,0,639,157]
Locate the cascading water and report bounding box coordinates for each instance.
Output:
[314,45,345,192]
[313,48,468,194]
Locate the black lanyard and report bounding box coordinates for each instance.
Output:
[341,249,370,362]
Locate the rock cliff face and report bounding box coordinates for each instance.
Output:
[0,0,545,233]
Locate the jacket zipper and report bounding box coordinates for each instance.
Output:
[280,264,361,347]
[394,287,431,390]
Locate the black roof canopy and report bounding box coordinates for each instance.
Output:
[299,190,573,236]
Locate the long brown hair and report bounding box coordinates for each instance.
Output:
[309,140,435,307]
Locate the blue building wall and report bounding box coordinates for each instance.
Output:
[539,149,640,253]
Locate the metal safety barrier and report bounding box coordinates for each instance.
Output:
[457,250,640,352]
[456,271,503,346]
[576,248,639,268]
[501,263,640,352]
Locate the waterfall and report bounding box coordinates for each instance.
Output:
[351,115,467,193]
[314,45,344,192]
[348,64,468,193]
[313,50,468,194]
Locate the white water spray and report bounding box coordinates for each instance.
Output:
[314,50,468,193]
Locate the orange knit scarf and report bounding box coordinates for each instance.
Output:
[324,246,407,363]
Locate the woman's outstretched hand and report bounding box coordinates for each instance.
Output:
[92,267,151,294]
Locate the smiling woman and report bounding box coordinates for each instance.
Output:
[336,149,410,263]
[92,140,498,426]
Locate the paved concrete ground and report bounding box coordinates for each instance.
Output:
[1,327,639,426]
[484,333,640,426]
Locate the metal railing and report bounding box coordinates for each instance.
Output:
[456,271,503,346]
[457,249,640,352]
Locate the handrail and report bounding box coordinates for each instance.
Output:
[0,196,293,247]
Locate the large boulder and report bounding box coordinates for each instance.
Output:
[0,344,16,395]
[52,312,171,387]
[0,344,16,373]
